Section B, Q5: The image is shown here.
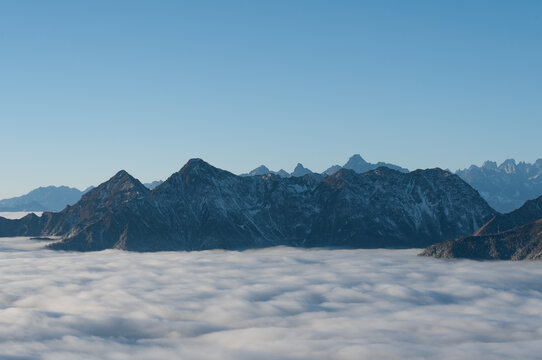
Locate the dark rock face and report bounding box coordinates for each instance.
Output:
[45,159,495,252]
[420,196,542,260]
[420,220,542,260]
[0,171,149,238]
[456,159,542,213]
[0,213,43,237]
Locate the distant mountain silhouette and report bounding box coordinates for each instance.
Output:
[291,163,313,177]
[456,159,542,213]
[0,186,92,212]
[144,180,163,190]
[244,154,409,178]
[341,154,409,174]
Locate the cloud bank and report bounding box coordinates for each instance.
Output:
[1,237,542,359]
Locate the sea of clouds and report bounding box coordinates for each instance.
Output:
[1,237,542,359]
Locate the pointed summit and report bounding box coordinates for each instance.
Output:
[101,170,150,198]
[291,163,313,177]
[179,158,212,173]
[172,158,236,186]
[179,158,236,176]
[343,154,371,173]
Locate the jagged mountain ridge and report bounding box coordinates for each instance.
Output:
[44,159,495,252]
[340,154,409,174]
[420,196,542,260]
[456,159,542,213]
[244,154,409,178]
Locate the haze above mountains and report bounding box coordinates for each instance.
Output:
[3,155,541,214]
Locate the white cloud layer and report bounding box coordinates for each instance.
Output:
[1,237,542,359]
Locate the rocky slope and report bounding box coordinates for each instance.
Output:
[420,220,542,260]
[420,196,542,260]
[45,159,495,252]
[474,195,542,235]
[0,171,149,238]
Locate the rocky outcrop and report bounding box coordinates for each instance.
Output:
[420,220,542,260]
[420,196,542,260]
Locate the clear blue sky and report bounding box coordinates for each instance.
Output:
[1,0,541,198]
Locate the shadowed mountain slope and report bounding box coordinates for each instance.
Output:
[46,159,495,252]
[420,196,542,260]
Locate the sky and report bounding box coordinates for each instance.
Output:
[1,0,541,198]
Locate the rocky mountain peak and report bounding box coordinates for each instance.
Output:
[179,158,210,173]
[343,154,370,172]
[99,170,149,197]
[291,163,313,177]
[499,159,517,174]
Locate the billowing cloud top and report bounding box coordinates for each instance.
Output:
[1,238,542,359]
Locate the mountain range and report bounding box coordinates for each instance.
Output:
[244,156,542,214]
[0,186,93,212]
[420,195,542,260]
[0,158,495,252]
[5,156,541,215]
[243,154,409,178]
[455,159,542,213]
